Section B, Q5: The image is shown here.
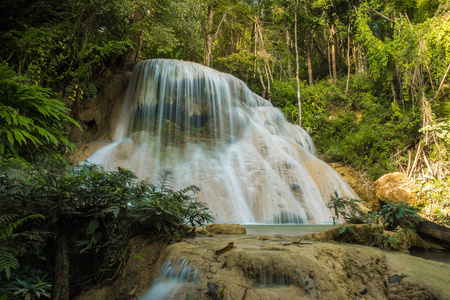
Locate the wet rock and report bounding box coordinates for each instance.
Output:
[205,282,219,300]
[388,275,404,284]
[257,236,276,240]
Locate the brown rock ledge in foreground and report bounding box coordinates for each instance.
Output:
[75,235,450,300]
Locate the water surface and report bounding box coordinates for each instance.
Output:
[244,224,334,236]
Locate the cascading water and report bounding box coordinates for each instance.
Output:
[86,59,356,223]
[141,259,198,299]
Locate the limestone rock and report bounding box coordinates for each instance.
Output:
[69,71,132,146]
[373,172,417,205]
[205,224,246,235]
[329,162,378,209]
[74,235,450,300]
[195,227,214,236]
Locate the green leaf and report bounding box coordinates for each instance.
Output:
[133,253,143,259]
[397,208,404,218]
[87,218,100,234]
[113,207,120,218]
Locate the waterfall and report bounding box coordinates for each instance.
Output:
[86,59,356,224]
[141,259,198,300]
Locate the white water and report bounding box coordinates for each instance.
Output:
[86,59,357,224]
[141,259,198,300]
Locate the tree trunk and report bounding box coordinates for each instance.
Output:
[253,20,257,78]
[327,31,332,81]
[416,220,450,249]
[259,74,266,99]
[125,6,145,63]
[345,23,351,94]
[204,3,214,67]
[53,233,70,300]
[264,64,271,102]
[306,29,313,86]
[294,0,301,126]
[133,29,144,62]
[330,23,337,85]
[286,28,292,76]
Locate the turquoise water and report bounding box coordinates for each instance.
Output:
[244,224,334,236]
[410,249,450,266]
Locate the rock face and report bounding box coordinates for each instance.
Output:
[74,235,450,300]
[69,70,133,164]
[373,172,417,205]
[330,162,378,209]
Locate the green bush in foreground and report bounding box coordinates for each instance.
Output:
[329,193,421,252]
[0,160,213,294]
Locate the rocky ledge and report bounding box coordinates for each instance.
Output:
[76,232,450,300]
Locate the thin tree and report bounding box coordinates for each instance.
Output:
[294,0,302,126]
[204,1,215,67]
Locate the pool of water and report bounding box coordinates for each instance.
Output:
[410,249,450,266]
[244,224,334,236]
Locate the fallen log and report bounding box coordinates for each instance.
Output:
[215,242,236,256]
[415,219,450,249]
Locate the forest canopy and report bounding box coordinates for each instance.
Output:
[1,0,449,178]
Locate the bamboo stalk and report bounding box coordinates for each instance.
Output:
[435,63,450,98]
[406,149,412,175]
[423,153,433,177]
[409,143,422,179]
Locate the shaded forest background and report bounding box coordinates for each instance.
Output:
[1,1,450,299]
[1,0,449,180]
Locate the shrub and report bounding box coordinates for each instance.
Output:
[0,63,79,160]
[0,160,214,288]
[328,191,365,225]
[377,201,421,231]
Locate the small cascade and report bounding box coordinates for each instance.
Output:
[253,265,291,287]
[86,59,357,224]
[141,259,198,300]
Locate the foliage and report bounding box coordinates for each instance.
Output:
[0,63,79,160]
[0,214,45,281]
[415,176,450,225]
[373,232,401,251]
[328,191,364,225]
[303,76,422,179]
[378,201,421,231]
[0,160,214,287]
[332,193,423,252]
[2,266,52,300]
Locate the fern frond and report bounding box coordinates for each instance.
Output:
[0,214,45,240]
[0,250,19,280]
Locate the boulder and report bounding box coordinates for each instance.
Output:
[204,224,246,235]
[373,172,417,205]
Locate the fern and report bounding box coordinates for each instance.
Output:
[0,214,44,240]
[0,250,19,280]
[0,62,80,159]
[0,214,44,280]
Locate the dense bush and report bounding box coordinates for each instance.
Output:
[0,63,79,160]
[272,75,422,180]
[0,160,213,297]
[328,193,422,252]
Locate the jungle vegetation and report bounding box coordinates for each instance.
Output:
[1,0,450,299]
